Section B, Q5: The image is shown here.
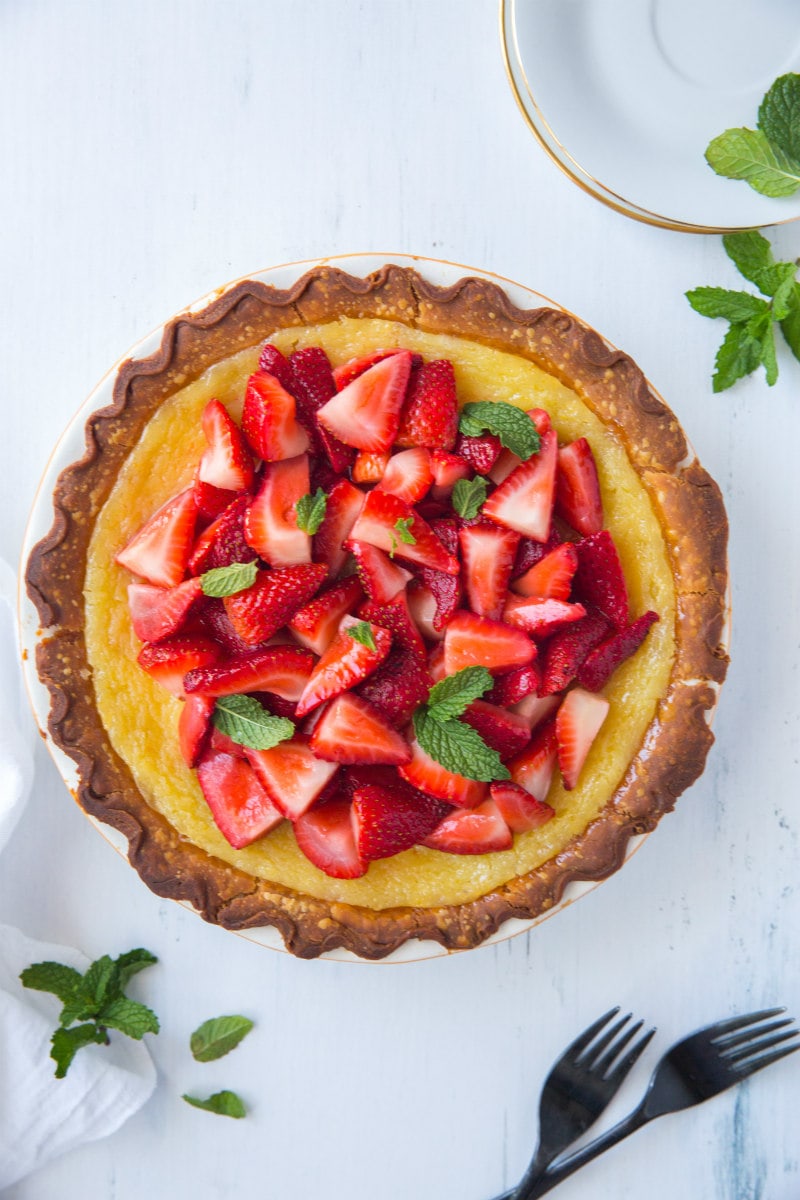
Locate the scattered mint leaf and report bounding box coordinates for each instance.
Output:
[426,666,494,722]
[212,695,294,751]
[705,126,800,197]
[19,961,83,1003]
[393,517,416,545]
[758,73,800,166]
[413,708,510,784]
[757,317,779,386]
[201,560,258,598]
[459,401,540,460]
[347,620,377,651]
[51,1024,109,1080]
[770,269,797,321]
[451,475,488,520]
[79,955,117,1014]
[182,1089,247,1119]
[190,1015,254,1062]
[712,323,763,393]
[114,948,158,991]
[780,287,800,361]
[722,231,796,297]
[295,488,328,536]
[685,287,769,323]
[101,996,160,1040]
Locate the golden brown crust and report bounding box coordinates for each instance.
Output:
[26,264,729,959]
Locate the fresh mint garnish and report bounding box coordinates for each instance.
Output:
[393,517,416,545]
[182,1089,246,1118]
[201,560,258,598]
[451,475,488,520]
[347,620,377,651]
[413,666,510,783]
[212,695,294,751]
[459,401,540,460]
[425,666,495,721]
[190,1014,254,1062]
[705,73,800,197]
[295,488,328,536]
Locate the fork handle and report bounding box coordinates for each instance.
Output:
[513,1105,651,1198]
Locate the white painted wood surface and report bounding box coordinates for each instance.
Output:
[1,2,798,1197]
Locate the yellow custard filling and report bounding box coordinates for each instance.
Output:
[85,318,676,909]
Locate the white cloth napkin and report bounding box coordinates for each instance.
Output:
[0,561,156,1189]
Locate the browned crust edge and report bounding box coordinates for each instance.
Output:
[25,265,729,960]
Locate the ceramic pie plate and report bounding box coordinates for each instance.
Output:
[19,253,729,963]
[501,0,800,233]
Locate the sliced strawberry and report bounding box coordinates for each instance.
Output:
[512,542,579,600]
[454,431,502,474]
[556,438,604,536]
[196,748,284,848]
[422,799,512,854]
[411,517,462,631]
[427,641,447,681]
[395,359,458,450]
[193,476,241,523]
[223,563,326,645]
[197,398,254,493]
[293,793,366,879]
[458,522,520,620]
[241,369,310,462]
[209,725,248,758]
[178,694,215,767]
[244,454,312,567]
[316,350,413,453]
[462,699,531,760]
[576,611,660,692]
[332,348,406,391]
[127,577,203,643]
[528,408,553,436]
[430,450,471,499]
[290,347,357,471]
[538,608,613,696]
[309,694,412,765]
[556,687,610,789]
[115,487,197,588]
[288,576,364,655]
[313,477,365,578]
[573,530,629,631]
[483,429,558,541]
[508,717,559,800]
[488,447,521,486]
[376,447,433,505]
[510,692,560,732]
[442,611,536,676]
[295,614,392,717]
[407,585,444,641]
[351,780,451,861]
[502,595,587,639]
[353,451,390,483]
[246,738,339,820]
[487,661,542,706]
[356,646,433,726]
[399,735,488,808]
[257,342,295,391]
[358,590,426,659]
[349,490,459,575]
[184,644,315,700]
[511,528,563,580]
[489,781,554,834]
[137,634,221,696]
[196,597,255,656]
[347,540,413,605]
[188,494,256,575]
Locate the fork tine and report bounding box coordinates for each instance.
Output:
[718,1017,795,1052]
[580,1013,634,1066]
[606,1025,657,1084]
[732,1041,800,1079]
[728,1028,799,1064]
[708,1007,786,1041]
[593,1018,643,1074]
[563,1007,621,1062]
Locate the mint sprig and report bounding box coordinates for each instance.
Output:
[347,620,377,651]
[413,667,510,783]
[459,401,540,460]
[705,73,800,197]
[212,695,295,751]
[451,475,488,520]
[182,1089,246,1118]
[190,1014,254,1062]
[426,665,494,721]
[201,560,258,598]
[295,488,328,536]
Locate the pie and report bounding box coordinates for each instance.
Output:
[25,264,729,959]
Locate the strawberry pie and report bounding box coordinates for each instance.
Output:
[26,265,729,959]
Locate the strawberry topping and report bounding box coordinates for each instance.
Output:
[116,488,197,588]
[309,693,412,765]
[352,780,451,861]
[223,563,327,645]
[395,359,458,450]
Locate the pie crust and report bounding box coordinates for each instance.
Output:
[25,265,729,959]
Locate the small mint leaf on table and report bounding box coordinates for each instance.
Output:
[757,73,800,166]
[685,287,770,323]
[295,488,328,536]
[459,401,540,460]
[780,286,800,361]
[79,955,118,1015]
[712,323,764,393]
[201,560,259,598]
[51,1024,109,1079]
[182,1089,247,1118]
[393,517,416,545]
[212,694,295,750]
[190,1014,254,1062]
[425,665,494,721]
[100,996,160,1039]
[705,126,800,197]
[723,231,797,299]
[20,961,83,1003]
[451,475,488,520]
[113,948,158,990]
[413,708,510,783]
[347,620,377,651]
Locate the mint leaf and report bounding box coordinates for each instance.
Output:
[190,1014,254,1062]
[712,323,763,392]
[201,560,258,598]
[212,694,294,750]
[705,126,800,197]
[394,517,416,545]
[347,620,377,651]
[20,961,83,1003]
[426,666,494,721]
[756,317,779,386]
[51,1024,109,1079]
[413,708,510,783]
[451,475,488,520]
[100,996,160,1039]
[685,287,769,323]
[769,267,798,320]
[182,1089,246,1118]
[758,73,800,166]
[723,232,797,298]
[780,286,800,361]
[459,402,540,460]
[79,955,117,1015]
[295,488,328,536]
[113,948,158,990]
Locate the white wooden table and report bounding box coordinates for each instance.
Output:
[1,3,798,1197]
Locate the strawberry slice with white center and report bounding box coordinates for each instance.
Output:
[348,490,459,575]
[292,793,366,879]
[430,450,471,499]
[115,487,197,588]
[309,693,412,765]
[556,438,604,536]
[196,747,285,848]
[351,780,451,861]
[353,451,390,484]
[178,694,215,767]
[427,641,447,681]
[502,596,587,639]
[332,348,408,391]
[295,614,392,717]
[482,429,558,541]
[461,699,531,761]
[510,692,560,732]
[223,562,327,645]
[127,577,203,643]
[573,530,629,632]
[508,717,559,800]
[313,477,365,578]
[197,398,254,492]
[399,735,488,808]
[193,475,240,522]
[188,494,256,575]
[555,687,610,790]
[489,781,555,834]
[288,576,364,656]
[422,798,512,854]
[244,454,312,567]
[347,540,413,605]
[442,611,536,676]
[137,634,221,696]
[512,542,579,601]
[458,522,520,620]
[375,447,433,505]
[184,644,316,700]
[407,585,444,642]
[241,369,311,462]
[316,350,413,453]
[245,738,339,820]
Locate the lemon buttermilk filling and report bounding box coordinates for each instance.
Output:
[84,318,676,909]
